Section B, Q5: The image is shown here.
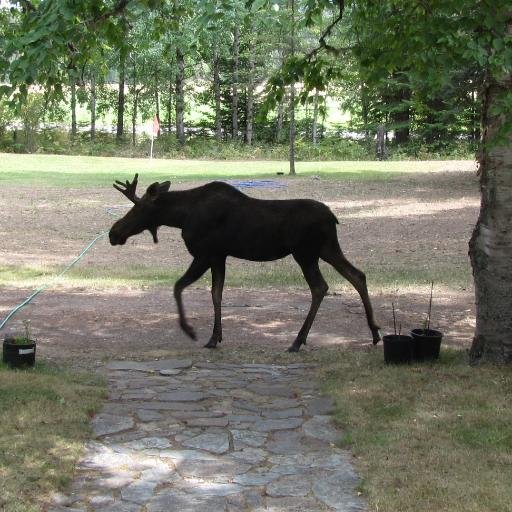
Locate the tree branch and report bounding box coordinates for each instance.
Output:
[306,0,346,61]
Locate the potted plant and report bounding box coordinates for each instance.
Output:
[3,320,36,368]
[410,282,443,361]
[383,303,414,364]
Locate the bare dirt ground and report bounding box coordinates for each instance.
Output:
[0,161,479,366]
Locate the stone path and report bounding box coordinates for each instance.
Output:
[50,359,366,512]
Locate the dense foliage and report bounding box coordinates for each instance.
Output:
[0,0,484,158]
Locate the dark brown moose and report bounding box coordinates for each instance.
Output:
[109,174,380,352]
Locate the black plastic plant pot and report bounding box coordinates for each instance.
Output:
[410,329,443,361]
[383,334,414,364]
[2,338,36,368]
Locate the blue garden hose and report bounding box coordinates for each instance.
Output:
[0,231,108,331]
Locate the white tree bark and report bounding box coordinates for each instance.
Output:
[469,60,512,363]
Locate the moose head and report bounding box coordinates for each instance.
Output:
[109,173,171,246]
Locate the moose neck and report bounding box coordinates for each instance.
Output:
[156,190,194,228]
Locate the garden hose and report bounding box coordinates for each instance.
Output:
[0,231,108,331]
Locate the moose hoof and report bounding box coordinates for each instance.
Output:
[180,323,196,341]
[204,339,219,349]
[372,329,382,345]
[287,344,301,353]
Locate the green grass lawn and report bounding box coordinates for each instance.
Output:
[320,348,512,512]
[0,152,466,186]
[0,363,105,512]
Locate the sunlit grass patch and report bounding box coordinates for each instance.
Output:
[0,362,105,512]
[0,153,474,187]
[0,260,472,293]
[319,347,512,512]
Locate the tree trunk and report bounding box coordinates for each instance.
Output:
[175,47,185,145]
[70,80,77,138]
[116,48,126,141]
[246,43,255,145]
[132,91,138,146]
[276,98,284,142]
[312,90,319,144]
[288,0,296,175]
[155,73,160,136]
[167,76,173,132]
[361,82,370,146]
[90,74,96,141]
[231,24,239,140]
[469,67,512,363]
[213,52,222,141]
[289,83,296,175]
[131,58,137,146]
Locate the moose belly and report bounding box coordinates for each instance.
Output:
[226,230,291,261]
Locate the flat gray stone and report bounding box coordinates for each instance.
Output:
[89,495,115,508]
[92,414,134,437]
[233,470,279,486]
[121,480,158,504]
[312,470,367,511]
[247,383,296,398]
[185,417,229,428]
[147,491,226,512]
[265,497,327,511]
[262,407,303,419]
[159,369,183,376]
[266,430,307,455]
[254,417,303,432]
[230,447,267,464]
[135,410,163,422]
[266,474,312,497]
[182,432,230,454]
[177,481,245,496]
[177,459,252,480]
[141,464,179,484]
[150,359,193,370]
[118,437,172,451]
[231,429,267,449]
[159,449,218,462]
[132,401,205,411]
[158,391,207,402]
[99,503,143,512]
[303,415,341,443]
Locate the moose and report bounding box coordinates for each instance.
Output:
[109,174,381,352]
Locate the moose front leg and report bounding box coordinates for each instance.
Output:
[205,258,226,349]
[174,258,210,340]
[288,256,328,353]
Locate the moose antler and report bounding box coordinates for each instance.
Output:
[113,173,140,203]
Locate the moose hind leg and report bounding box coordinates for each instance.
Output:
[288,256,328,353]
[174,258,210,340]
[321,243,381,344]
[205,259,226,349]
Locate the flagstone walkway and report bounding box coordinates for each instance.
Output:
[49,359,367,512]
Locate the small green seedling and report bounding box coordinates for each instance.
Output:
[12,320,33,344]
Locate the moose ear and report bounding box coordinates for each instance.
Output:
[146,181,171,202]
[159,181,171,193]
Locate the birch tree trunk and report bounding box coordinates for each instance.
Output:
[312,90,319,144]
[175,47,185,145]
[213,52,222,141]
[167,76,173,132]
[276,98,284,142]
[90,74,96,141]
[469,61,512,363]
[231,24,239,140]
[70,80,77,138]
[116,48,126,140]
[288,0,296,176]
[155,73,160,136]
[246,42,255,145]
